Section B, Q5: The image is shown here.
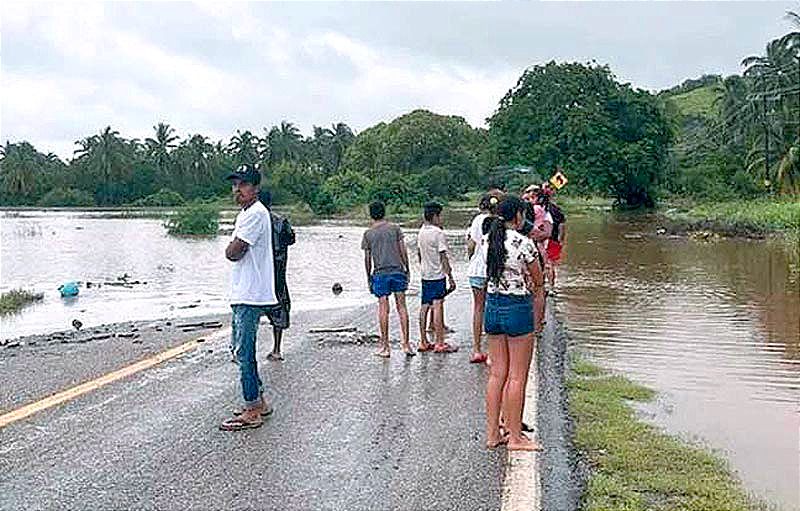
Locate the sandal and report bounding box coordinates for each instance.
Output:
[469,352,488,364]
[219,415,264,431]
[433,343,459,353]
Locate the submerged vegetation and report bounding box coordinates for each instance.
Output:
[164,202,220,236]
[0,289,45,315]
[568,357,766,511]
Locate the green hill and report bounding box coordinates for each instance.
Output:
[666,83,723,120]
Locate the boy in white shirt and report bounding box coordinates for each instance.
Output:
[417,202,458,353]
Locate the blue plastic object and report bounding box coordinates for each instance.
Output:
[59,281,79,297]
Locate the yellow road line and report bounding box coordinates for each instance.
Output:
[0,337,212,429]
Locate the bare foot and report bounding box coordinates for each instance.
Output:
[401,344,416,357]
[486,429,509,449]
[373,348,391,358]
[267,352,284,361]
[507,434,543,452]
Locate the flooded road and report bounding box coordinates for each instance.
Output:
[558,211,800,510]
[2,207,798,509]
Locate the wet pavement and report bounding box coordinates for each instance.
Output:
[0,292,542,511]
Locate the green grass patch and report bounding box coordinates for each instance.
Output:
[568,357,768,511]
[667,84,723,120]
[0,289,44,314]
[665,199,800,235]
[164,202,220,236]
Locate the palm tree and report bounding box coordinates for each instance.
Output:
[228,130,261,166]
[266,121,304,165]
[0,141,40,203]
[145,123,179,184]
[73,127,131,204]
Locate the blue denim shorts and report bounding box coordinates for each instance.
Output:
[469,276,487,289]
[421,278,446,305]
[484,293,534,337]
[371,272,408,297]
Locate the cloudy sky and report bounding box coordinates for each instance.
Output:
[2,1,796,160]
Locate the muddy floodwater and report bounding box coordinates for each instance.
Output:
[2,208,798,509]
[559,212,799,510]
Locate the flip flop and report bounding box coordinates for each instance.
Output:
[219,415,264,431]
[402,349,417,357]
[469,352,488,364]
[433,343,459,353]
[266,353,284,361]
[373,350,391,358]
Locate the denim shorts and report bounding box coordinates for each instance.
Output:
[371,272,408,297]
[469,276,487,289]
[484,293,534,337]
[421,278,447,305]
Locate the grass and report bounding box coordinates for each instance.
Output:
[664,199,800,236]
[667,84,723,120]
[0,289,44,315]
[568,357,769,511]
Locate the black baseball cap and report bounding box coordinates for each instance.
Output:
[225,164,261,186]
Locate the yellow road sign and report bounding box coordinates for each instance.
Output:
[549,171,568,190]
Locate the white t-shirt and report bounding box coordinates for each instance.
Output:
[466,213,489,278]
[483,229,538,296]
[418,223,449,281]
[229,201,278,306]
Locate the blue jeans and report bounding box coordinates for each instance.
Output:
[230,304,267,408]
[484,293,534,337]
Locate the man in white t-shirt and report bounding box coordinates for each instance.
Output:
[219,164,278,431]
[417,202,457,353]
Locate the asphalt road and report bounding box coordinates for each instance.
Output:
[0,292,524,511]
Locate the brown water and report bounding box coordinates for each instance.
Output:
[558,211,800,510]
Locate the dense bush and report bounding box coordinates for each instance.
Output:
[164,202,219,236]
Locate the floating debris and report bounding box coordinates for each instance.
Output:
[72,319,83,331]
[309,326,357,334]
[316,330,380,347]
[331,283,343,295]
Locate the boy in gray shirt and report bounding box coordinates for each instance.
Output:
[362,201,414,358]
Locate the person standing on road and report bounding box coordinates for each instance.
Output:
[417,202,458,354]
[260,191,296,362]
[483,196,543,451]
[521,185,551,335]
[220,164,278,431]
[362,201,414,358]
[465,193,500,364]
[543,186,565,290]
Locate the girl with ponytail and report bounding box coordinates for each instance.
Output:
[482,196,543,451]
[465,192,502,364]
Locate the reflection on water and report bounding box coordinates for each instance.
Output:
[560,212,800,510]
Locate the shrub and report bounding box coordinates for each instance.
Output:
[0,289,44,314]
[38,187,95,207]
[165,201,219,236]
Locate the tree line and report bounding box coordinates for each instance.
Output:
[2,9,797,211]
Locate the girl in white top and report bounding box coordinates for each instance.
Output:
[482,196,543,452]
[465,193,500,363]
